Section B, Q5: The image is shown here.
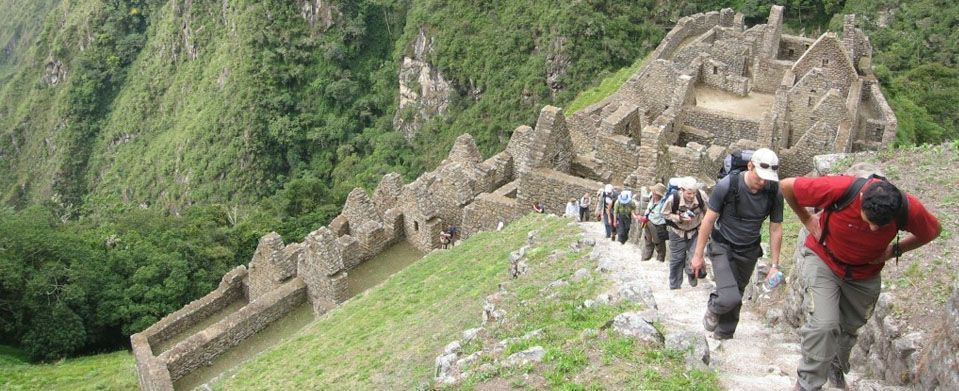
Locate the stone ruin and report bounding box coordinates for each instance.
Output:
[131,104,603,390]
[132,6,895,389]
[568,5,895,187]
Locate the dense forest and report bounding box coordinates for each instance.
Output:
[0,0,956,360]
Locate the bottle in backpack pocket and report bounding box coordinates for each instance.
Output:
[763,271,784,292]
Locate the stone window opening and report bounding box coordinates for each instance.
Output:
[788,48,795,57]
[414,221,419,231]
[822,58,829,66]
[712,66,718,75]
[807,97,813,107]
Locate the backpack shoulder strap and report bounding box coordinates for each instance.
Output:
[820,176,871,246]
[725,171,741,216]
[830,176,870,211]
[670,192,681,214]
[896,191,909,229]
[695,189,705,212]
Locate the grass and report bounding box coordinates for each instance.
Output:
[565,54,651,116]
[217,214,577,389]
[217,213,719,389]
[0,345,137,390]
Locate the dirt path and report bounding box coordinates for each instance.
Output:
[579,221,877,390]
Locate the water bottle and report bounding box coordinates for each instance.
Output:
[763,271,784,292]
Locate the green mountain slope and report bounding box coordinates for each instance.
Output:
[0,0,673,216]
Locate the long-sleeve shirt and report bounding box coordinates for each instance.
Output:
[660,190,708,239]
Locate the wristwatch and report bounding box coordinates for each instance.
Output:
[892,243,902,258]
[770,263,780,270]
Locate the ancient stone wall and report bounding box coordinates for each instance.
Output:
[567,101,607,155]
[915,280,959,389]
[131,266,249,390]
[836,78,864,153]
[651,10,725,61]
[131,333,174,391]
[142,267,248,349]
[777,35,814,62]
[517,169,603,216]
[159,278,307,382]
[298,227,349,313]
[790,33,858,98]
[842,15,873,72]
[861,80,897,148]
[679,106,760,146]
[461,192,523,238]
[595,134,642,185]
[700,58,750,96]
[786,68,834,146]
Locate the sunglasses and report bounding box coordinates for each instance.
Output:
[758,163,779,171]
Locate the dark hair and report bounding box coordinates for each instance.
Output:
[861,181,903,226]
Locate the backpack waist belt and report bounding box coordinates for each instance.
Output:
[818,241,866,281]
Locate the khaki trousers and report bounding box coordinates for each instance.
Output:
[796,245,881,390]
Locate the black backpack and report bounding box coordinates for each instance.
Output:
[717,150,753,180]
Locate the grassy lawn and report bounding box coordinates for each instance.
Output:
[218,214,718,389]
[565,54,650,116]
[0,345,137,390]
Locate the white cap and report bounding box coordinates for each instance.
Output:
[677,176,698,190]
[604,184,613,193]
[751,148,780,182]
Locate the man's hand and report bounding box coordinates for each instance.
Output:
[765,265,780,280]
[871,244,894,264]
[801,213,822,242]
[691,253,705,276]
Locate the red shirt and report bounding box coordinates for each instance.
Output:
[794,176,941,280]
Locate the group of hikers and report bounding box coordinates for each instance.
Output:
[569,148,941,391]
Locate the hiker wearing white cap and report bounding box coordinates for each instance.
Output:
[612,190,639,244]
[691,147,784,340]
[661,177,709,289]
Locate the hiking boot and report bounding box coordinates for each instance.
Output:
[793,380,810,391]
[687,273,698,287]
[703,310,718,332]
[711,332,733,340]
[828,360,847,389]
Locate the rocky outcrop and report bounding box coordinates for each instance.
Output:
[393,27,452,140]
[43,58,65,86]
[300,0,339,30]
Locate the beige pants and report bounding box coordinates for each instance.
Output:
[795,245,880,390]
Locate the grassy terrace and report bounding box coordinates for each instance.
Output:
[218,214,717,389]
[0,345,136,390]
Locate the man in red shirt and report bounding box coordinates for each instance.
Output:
[780,175,941,391]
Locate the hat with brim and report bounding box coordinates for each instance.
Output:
[618,190,632,204]
[651,183,666,197]
[751,148,780,182]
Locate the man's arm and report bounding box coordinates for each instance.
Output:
[690,208,719,275]
[767,221,783,278]
[780,178,820,241]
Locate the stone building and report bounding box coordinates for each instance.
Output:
[132,6,895,389]
[567,5,896,185]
